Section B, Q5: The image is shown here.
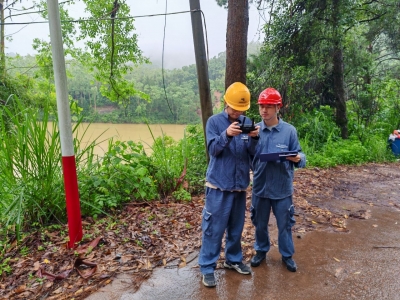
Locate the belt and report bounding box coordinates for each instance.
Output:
[205,181,246,192]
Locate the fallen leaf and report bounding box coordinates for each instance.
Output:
[43,259,50,264]
[335,267,343,278]
[36,267,72,281]
[74,258,98,279]
[74,288,83,295]
[14,285,26,294]
[33,261,41,271]
[75,236,103,255]
[146,259,152,269]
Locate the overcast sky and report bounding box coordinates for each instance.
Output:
[5,0,266,68]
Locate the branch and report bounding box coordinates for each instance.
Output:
[4,9,45,21]
[375,57,400,68]
[4,0,74,20]
[3,0,19,11]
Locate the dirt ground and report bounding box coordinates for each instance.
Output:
[1,161,400,300]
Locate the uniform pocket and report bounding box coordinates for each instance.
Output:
[287,204,296,230]
[250,205,257,227]
[202,209,212,236]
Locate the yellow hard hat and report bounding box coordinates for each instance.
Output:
[224,82,251,111]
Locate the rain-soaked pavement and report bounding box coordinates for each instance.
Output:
[87,164,400,300]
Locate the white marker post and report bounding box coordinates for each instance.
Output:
[47,0,82,248]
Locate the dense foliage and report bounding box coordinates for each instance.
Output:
[246,0,400,166]
[246,0,400,139]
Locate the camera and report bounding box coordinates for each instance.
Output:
[238,117,255,134]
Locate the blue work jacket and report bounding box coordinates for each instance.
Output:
[252,118,306,199]
[205,111,259,191]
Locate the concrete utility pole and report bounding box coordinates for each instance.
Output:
[189,0,213,161]
[0,0,5,79]
[47,0,82,248]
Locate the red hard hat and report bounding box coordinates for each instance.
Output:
[258,88,282,107]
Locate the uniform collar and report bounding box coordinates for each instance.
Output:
[261,117,282,131]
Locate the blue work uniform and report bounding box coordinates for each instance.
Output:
[198,110,259,275]
[251,118,306,258]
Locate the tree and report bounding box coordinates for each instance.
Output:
[0,0,45,102]
[216,0,250,89]
[247,0,400,139]
[225,0,249,88]
[77,0,150,112]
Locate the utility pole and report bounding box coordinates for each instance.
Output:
[0,0,5,80]
[47,0,82,248]
[189,0,213,161]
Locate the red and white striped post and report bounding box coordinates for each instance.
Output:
[47,0,83,248]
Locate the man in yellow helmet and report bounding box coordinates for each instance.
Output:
[199,82,260,287]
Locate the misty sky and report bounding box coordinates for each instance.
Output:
[5,0,266,68]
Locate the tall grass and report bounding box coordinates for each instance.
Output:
[178,125,207,194]
[0,97,106,239]
[0,98,64,239]
[146,124,188,198]
[146,123,207,199]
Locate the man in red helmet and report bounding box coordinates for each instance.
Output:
[250,87,306,272]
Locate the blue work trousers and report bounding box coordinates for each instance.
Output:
[251,194,295,258]
[198,187,246,275]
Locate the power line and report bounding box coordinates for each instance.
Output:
[0,10,199,26]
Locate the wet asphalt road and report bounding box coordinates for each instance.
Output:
[86,204,400,300]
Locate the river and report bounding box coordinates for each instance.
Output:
[51,122,188,156]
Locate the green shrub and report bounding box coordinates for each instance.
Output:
[179,124,207,194]
[303,135,396,168]
[144,124,207,198]
[148,133,185,197]
[78,140,158,217]
[172,188,192,202]
[0,257,12,276]
[294,106,341,151]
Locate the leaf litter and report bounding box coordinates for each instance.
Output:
[1,162,399,299]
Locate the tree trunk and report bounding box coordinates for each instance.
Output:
[225,0,249,89]
[332,0,348,139]
[332,46,348,139]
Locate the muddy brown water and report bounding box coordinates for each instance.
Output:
[87,162,400,300]
[48,122,187,155]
